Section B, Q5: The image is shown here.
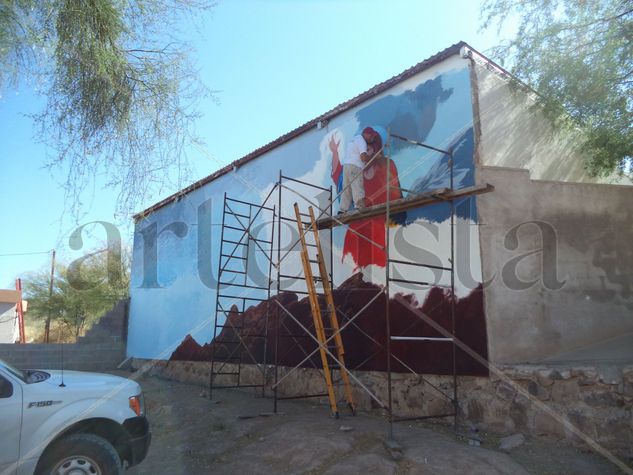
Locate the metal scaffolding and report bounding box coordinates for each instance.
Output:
[208,192,276,398]
[209,131,494,438]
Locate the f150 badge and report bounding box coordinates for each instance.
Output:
[27,400,62,408]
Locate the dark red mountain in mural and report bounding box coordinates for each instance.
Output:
[170,273,488,376]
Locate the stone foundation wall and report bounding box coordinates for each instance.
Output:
[130,358,632,457]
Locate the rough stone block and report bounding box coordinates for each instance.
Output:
[483,397,512,431]
[496,382,517,401]
[619,382,633,398]
[566,409,598,440]
[598,366,622,385]
[509,399,529,428]
[583,390,625,408]
[536,369,558,387]
[621,366,633,384]
[489,369,502,383]
[550,380,580,402]
[533,410,566,437]
[466,399,484,422]
[570,366,597,380]
[498,433,525,451]
[504,365,539,381]
[527,381,550,401]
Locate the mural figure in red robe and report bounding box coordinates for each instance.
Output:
[329,127,402,269]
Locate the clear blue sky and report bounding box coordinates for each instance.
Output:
[0,0,509,287]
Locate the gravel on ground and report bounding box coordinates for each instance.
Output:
[122,372,628,475]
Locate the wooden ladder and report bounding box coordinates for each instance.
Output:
[293,203,355,418]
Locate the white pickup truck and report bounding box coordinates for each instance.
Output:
[0,358,151,475]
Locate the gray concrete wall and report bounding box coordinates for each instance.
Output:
[0,342,126,372]
[472,60,627,186]
[476,166,633,364]
[0,299,129,372]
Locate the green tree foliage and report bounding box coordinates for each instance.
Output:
[0,0,213,214]
[23,250,129,340]
[481,0,632,176]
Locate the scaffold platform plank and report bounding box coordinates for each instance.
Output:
[316,184,494,230]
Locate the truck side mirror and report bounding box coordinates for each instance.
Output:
[0,375,14,398]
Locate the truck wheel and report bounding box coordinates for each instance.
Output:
[38,433,121,475]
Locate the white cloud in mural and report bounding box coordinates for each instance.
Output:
[331,215,482,305]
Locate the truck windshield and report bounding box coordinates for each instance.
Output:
[0,358,27,382]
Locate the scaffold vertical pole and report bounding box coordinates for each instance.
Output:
[209,192,227,401]
[449,147,458,432]
[274,170,282,413]
[385,129,394,440]
[263,203,276,397]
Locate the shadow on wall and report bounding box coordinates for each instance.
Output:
[477,65,600,183]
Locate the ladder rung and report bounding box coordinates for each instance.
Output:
[222,224,249,232]
[217,295,268,302]
[293,203,354,416]
[221,254,247,260]
[389,279,452,290]
[211,384,265,389]
[390,336,453,342]
[219,282,269,291]
[225,196,274,211]
[214,335,265,343]
[214,356,241,361]
[393,413,455,423]
[215,324,243,329]
[276,393,329,400]
[225,210,251,219]
[389,277,430,286]
[388,258,453,272]
[219,269,247,275]
[279,273,323,282]
[223,239,248,247]
[217,280,247,286]
[215,307,244,314]
[279,274,307,280]
[216,295,255,301]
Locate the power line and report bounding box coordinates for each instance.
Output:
[0,250,54,257]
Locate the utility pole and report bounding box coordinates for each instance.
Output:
[44,249,56,343]
[15,278,25,344]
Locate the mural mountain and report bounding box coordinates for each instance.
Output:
[170,273,488,376]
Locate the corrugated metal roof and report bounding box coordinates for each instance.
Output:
[134,41,469,221]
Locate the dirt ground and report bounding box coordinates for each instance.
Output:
[123,372,628,475]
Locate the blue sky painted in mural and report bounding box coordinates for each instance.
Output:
[355,68,475,224]
[407,127,476,223]
[126,62,478,358]
[355,77,453,147]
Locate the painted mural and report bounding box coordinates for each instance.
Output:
[128,56,488,376]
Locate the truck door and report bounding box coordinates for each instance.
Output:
[0,371,22,475]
